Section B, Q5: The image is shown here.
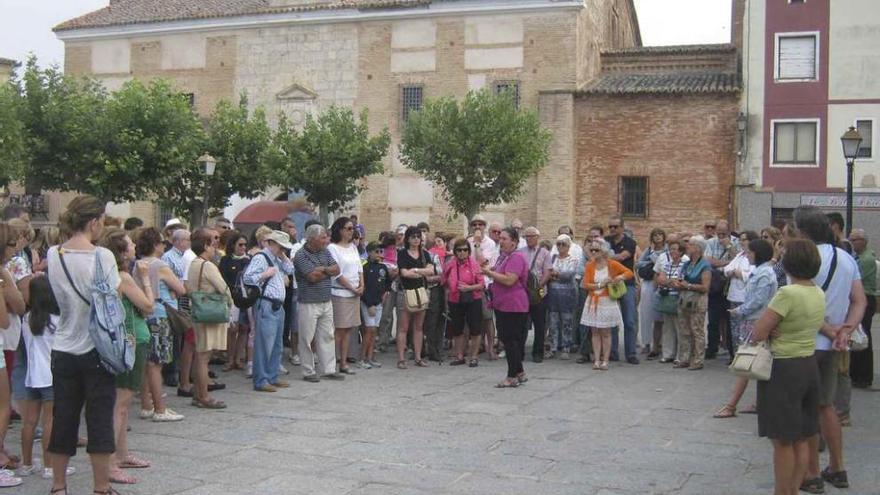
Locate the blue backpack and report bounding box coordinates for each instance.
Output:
[58,247,135,375]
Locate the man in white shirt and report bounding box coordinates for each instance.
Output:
[794,207,866,492]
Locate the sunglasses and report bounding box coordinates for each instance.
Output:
[717,233,729,238]
[608,225,620,229]
[455,248,470,253]
[343,226,354,231]
[236,241,247,246]
[471,222,486,227]
[556,242,568,247]
[705,225,716,229]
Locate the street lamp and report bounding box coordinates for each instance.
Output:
[840,127,863,237]
[197,153,217,227]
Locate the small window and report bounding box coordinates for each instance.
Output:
[776,34,818,81]
[855,119,873,159]
[182,93,195,107]
[157,205,174,229]
[773,121,818,165]
[494,81,521,109]
[619,176,648,218]
[400,85,423,123]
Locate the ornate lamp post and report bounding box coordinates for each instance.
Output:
[197,153,217,227]
[839,127,863,237]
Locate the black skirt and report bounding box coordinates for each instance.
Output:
[757,355,820,442]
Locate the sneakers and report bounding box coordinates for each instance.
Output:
[0,469,22,488]
[245,362,253,378]
[17,464,40,477]
[368,359,382,368]
[271,380,290,388]
[279,364,290,375]
[152,408,185,422]
[42,466,76,480]
[322,372,346,381]
[290,354,301,366]
[357,360,372,369]
[303,374,320,383]
[139,408,155,420]
[821,467,849,488]
[255,384,277,392]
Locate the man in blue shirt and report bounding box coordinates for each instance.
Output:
[243,230,296,392]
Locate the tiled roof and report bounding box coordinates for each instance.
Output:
[601,43,736,56]
[580,71,741,95]
[54,0,432,31]
[0,57,17,66]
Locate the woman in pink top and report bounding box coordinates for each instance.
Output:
[442,238,485,367]
[482,227,529,388]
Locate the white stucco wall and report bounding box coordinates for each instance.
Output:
[464,47,523,70]
[464,15,524,45]
[161,34,207,70]
[91,39,130,74]
[390,50,436,73]
[829,0,880,100]
[742,0,766,187]
[391,19,437,49]
[826,104,880,190]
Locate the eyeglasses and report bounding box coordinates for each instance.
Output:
[525,234,538,238]
[455,248,470,253]
[608,225,620,229]
[236,242,247,247]
[556,242,568,247]
[589,248,602,253]
[490,229,502,234]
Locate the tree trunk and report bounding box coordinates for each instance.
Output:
[318,202,330,227]
[189,203,205,230]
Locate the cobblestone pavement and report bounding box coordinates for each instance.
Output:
[9,348,880,495]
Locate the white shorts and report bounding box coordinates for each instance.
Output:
[361,302,383,327]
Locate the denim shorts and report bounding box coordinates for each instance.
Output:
[16,386,55,401]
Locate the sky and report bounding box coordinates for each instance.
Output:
[0,0,731,69]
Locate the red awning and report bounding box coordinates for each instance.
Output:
[233,201,292,225]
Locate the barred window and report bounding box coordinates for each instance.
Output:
[619,176,648,218]
[400,85,423,123]
[157,205,175,229]
[494,80,521,109]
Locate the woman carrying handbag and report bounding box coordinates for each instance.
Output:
[750,238,825,495]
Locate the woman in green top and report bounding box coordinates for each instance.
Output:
[99,228,156,484]
[752,238,824,495]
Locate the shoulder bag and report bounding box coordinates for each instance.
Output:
[729,340,773,380]
[58,248,135,375]
[404,251,430,312]
[608,280,627,300]
[190,260,230,324]
[526,249,545,305]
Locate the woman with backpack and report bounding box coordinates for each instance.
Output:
[46,195,119,495]
[99,227,156,484]
[134,227,186,423]
[219,232,251,372]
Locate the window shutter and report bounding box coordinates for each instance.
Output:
[778,36,816,80]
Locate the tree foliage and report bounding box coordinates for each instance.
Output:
[0,83,27,187]
[400,88,552,220]
[154,95,279,225]
[279,106,390,222]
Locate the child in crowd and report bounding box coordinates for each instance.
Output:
[359,242,391,369]
[16,276,75,480]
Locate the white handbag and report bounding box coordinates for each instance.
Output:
[729,341,773,381]
[849,325,869,352]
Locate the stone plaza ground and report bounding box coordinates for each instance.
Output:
[9,343,880,495]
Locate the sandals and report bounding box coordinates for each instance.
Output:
[51,487,67,495]
[516,373,528,384]
[592,362,601,370]
[109,469,138,484]
[449,358,466,366]
[740,404,758,414]
[713,404,737,419]
[397,360,408,370]
[94,488,122,495]
[414,359,429,368]
[119,454,151,469]
[191,398,227,409]
[495,379,519,388]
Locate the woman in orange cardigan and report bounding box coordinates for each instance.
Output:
[581,241,634,370]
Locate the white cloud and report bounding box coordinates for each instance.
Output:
[634,0,731,46]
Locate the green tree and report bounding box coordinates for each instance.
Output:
[153,95,280,226]
[16,58,204,203]
[400,88,552,221]
[0,82,27,187]
[279,106,390,224]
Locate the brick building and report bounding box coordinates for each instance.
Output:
[0,57,16,83]
[735,0,880,245]
[52,0,744,245]
[538,45,741,243]
[53,0,642,233]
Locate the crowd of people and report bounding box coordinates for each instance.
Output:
[0,196,875,495]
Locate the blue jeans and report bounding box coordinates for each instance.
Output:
[611,286,638,360]
[252,299,285,389]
